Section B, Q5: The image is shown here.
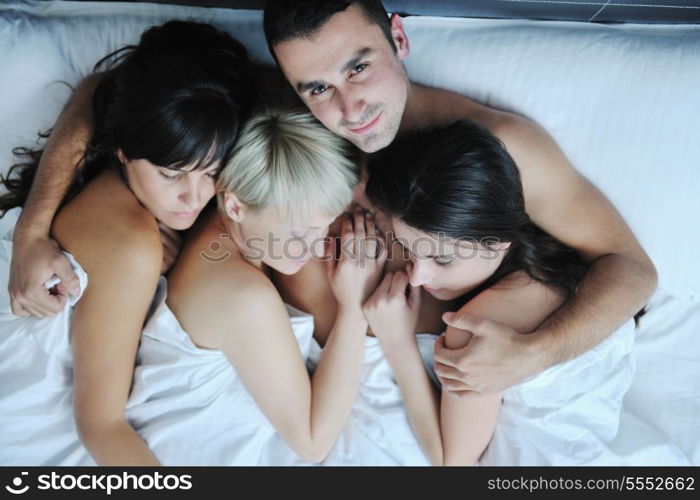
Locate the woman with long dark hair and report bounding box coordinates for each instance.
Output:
[0,21,255,465]
[361,119,593,465]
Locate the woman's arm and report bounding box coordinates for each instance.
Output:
[367,271,566,465]
[54,197,163,465]
[212,284,367,463]
[439,273,566,465]
[272,255,338,345]
[176,210,384,463]
[364,271,445,464]
[180,282,366,464]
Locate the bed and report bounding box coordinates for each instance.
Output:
[1,0,698,465]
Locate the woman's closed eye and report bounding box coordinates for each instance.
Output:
[159,168,218,182]
[159,170,182,182]
[434,258,454,267]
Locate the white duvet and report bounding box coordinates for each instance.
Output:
[129,295,431,466]
[2,206,683,466]
[2,206,672,466]
[0,208,93,465]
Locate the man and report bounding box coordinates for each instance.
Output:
[9,0,656,396]
[262,0,657,395]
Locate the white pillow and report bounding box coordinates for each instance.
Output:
[402,17,700,295]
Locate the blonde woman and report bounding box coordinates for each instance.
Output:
[125,109,385,465]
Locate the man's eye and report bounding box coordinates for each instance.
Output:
[311,85,328,96]
[351,63,367,75]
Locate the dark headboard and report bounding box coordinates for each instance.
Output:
[69,0,700,23]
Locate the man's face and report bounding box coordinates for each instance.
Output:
[273,4,410,153]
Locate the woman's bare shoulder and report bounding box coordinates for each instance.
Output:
[458,271,566,333]
[166,221,286,348]
[52,170,162,272]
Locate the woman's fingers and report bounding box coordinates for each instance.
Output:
[375,233,387,268]
[353,207,365,259]
[378,271,394,294]
[324,236,337,278]
[364,209,379,259]
[339,212,353,260]
[389,270,409,297]
[408,283,422,310]
[364,271,394,314]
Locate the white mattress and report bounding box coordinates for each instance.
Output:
[0,0,698,465]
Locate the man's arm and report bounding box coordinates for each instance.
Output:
[434,115,657,394]
[504,115,657,362]
[9,74,101,317]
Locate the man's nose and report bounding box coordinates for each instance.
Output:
[338,88,367,125]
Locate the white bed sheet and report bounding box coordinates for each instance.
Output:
[0,0,698,465]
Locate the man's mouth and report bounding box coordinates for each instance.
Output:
[348,111,382,135]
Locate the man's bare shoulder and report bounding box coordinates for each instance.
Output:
[416,85,514,131]
[420,85,570,176]
[416,85,549,145]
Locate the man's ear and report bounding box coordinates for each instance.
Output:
[223,191,246,222]
[389,13,409,60]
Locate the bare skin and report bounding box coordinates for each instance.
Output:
[12,4,658,396]
[364,270,565,465]
[272,4,658,394]
[420,86,656,392]
[275,228,563,465]
[8,73,181,317]
[165,207,385,463]
[273,233,453,345]
[8,74,102,318]
[51,169,162,465]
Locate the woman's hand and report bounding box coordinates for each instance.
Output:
[363,270,422,345]
[326,207,386,315]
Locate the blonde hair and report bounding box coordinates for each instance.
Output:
[217,109,358,222]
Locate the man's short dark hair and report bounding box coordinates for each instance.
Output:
[263,0,395,62]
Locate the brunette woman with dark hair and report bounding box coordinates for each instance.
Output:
[0,21,255,465]
[362,119,588,465]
